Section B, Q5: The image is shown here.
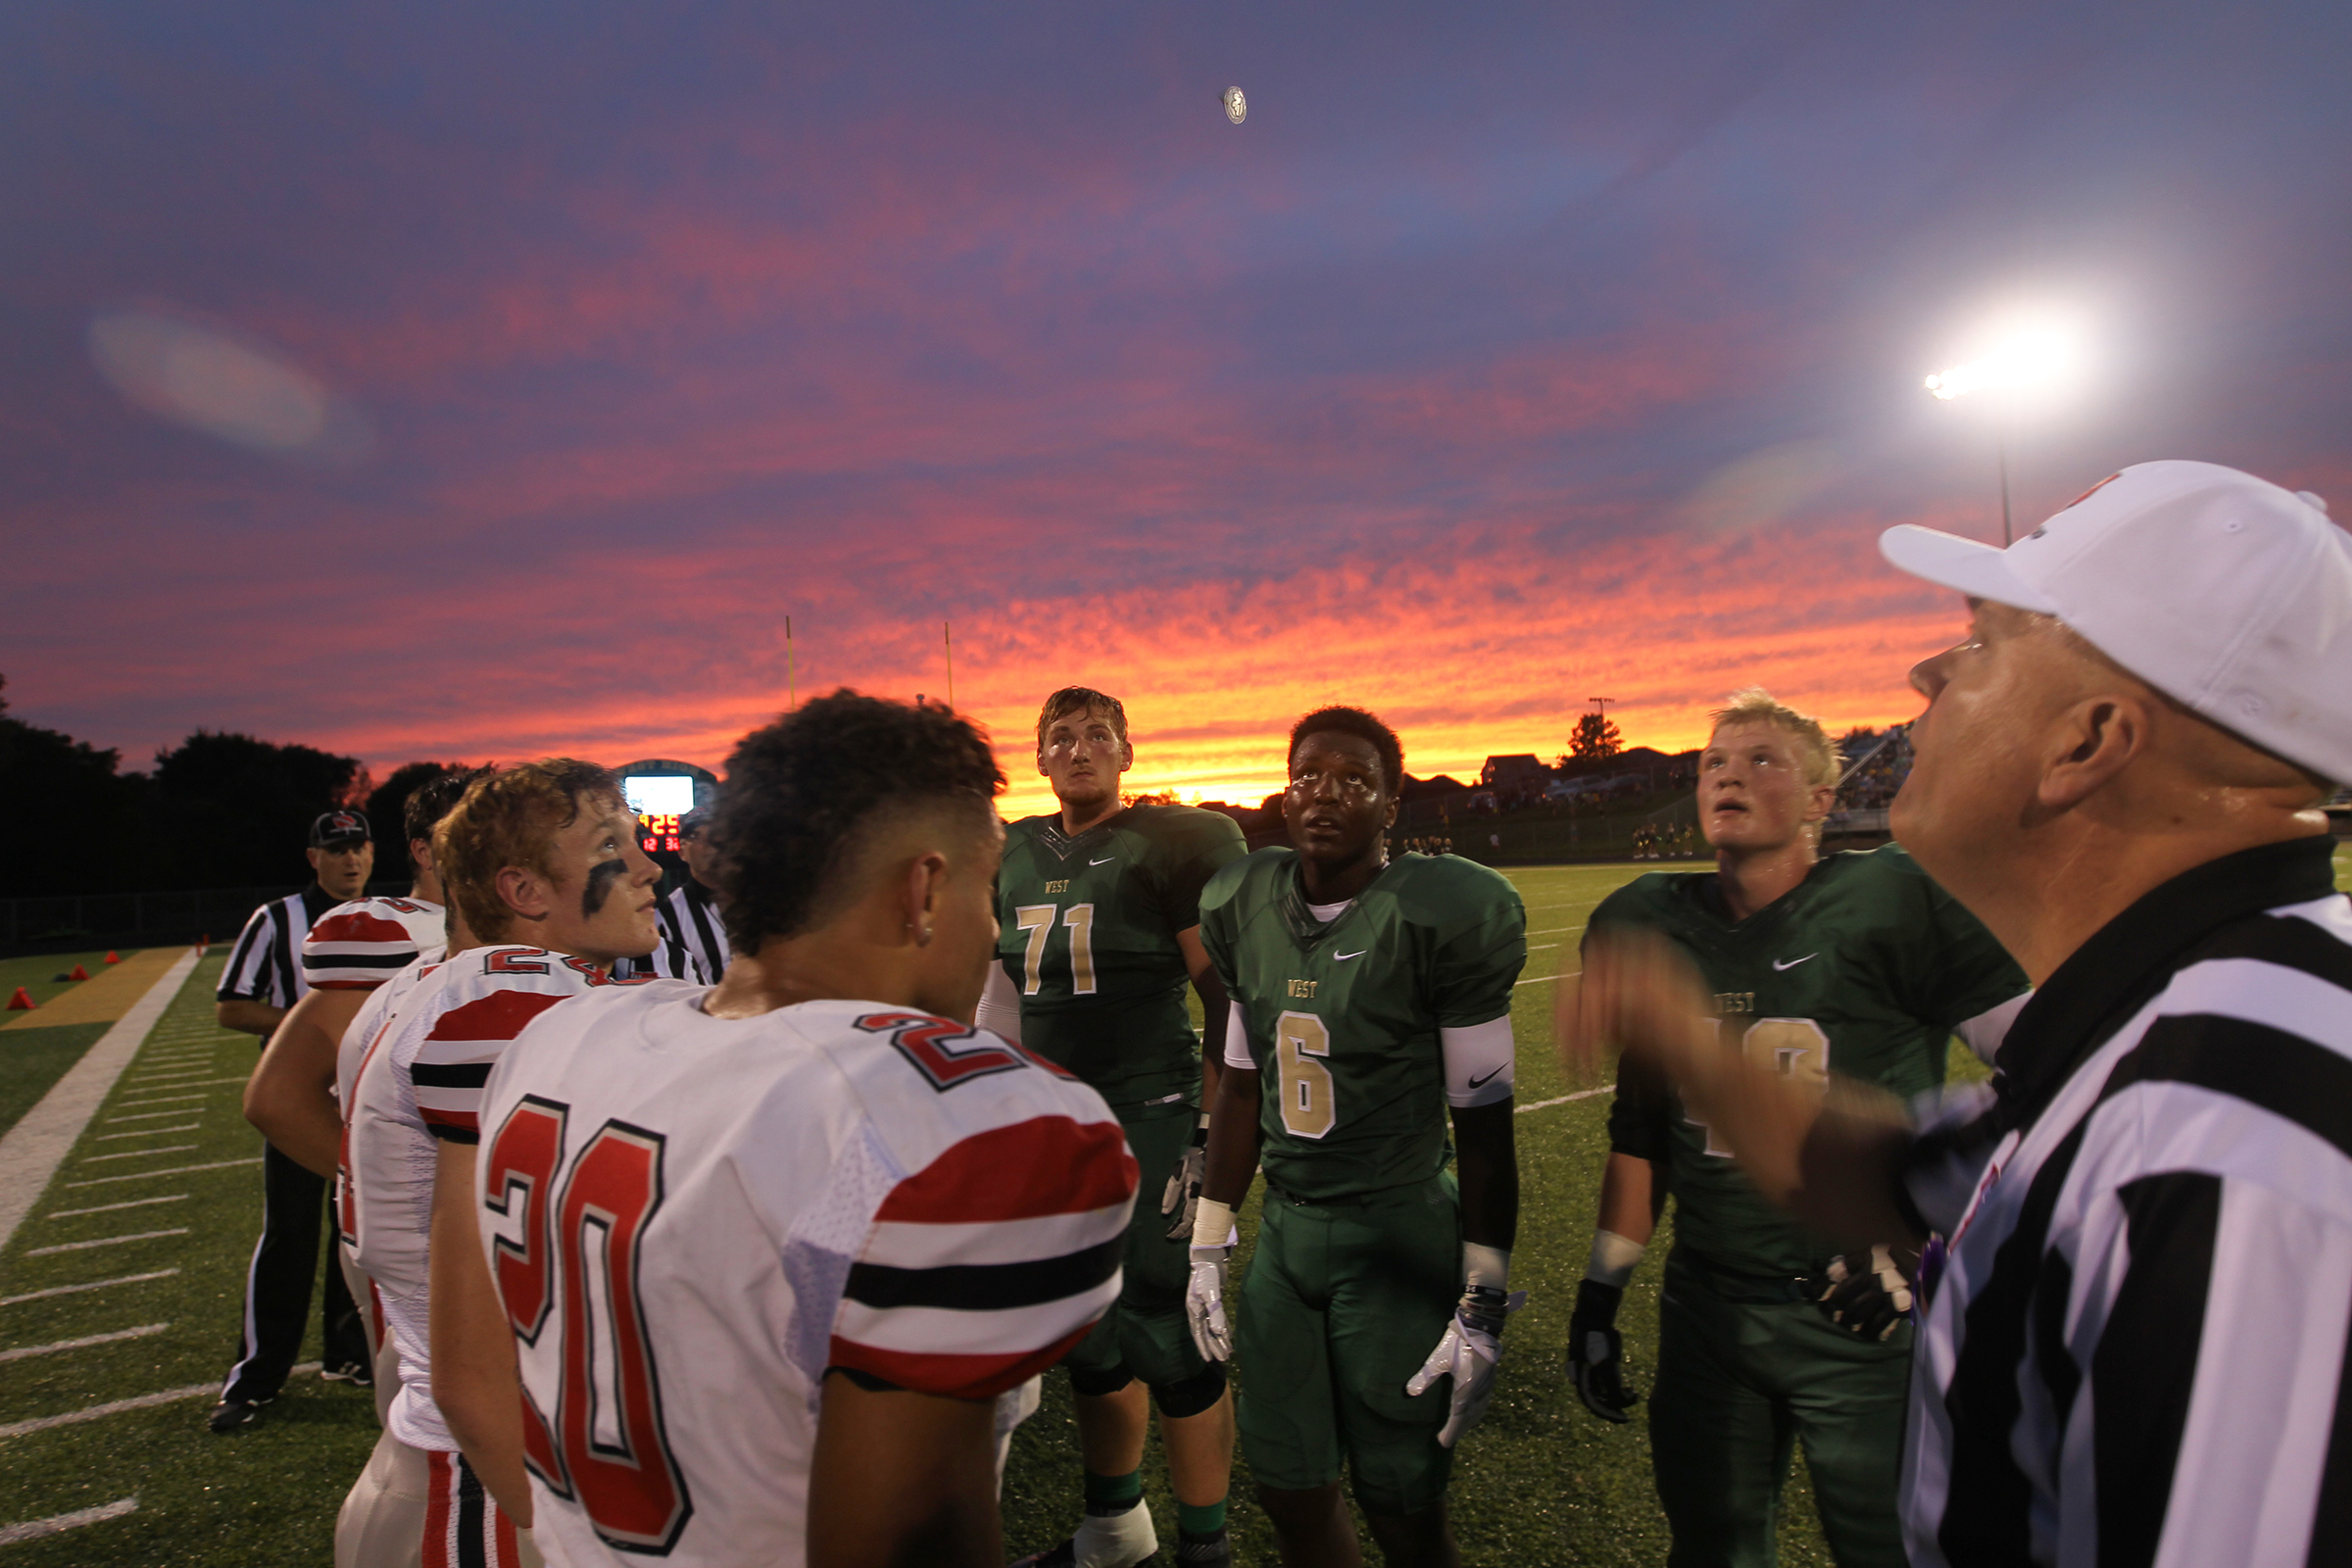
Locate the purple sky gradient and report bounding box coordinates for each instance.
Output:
[4,1,2344,815]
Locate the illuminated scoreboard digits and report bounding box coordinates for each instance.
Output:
[621,775,699,855]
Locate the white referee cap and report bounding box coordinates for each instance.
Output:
[1881,460,2352,783]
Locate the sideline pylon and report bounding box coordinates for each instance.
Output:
[67,964,90,982]
[6,988,32,1010]
[104,951,121,964]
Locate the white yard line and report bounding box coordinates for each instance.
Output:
[45,1195,189,1221]
[1529,924,1587,936]
[65,1157,260,1189]
[1515,1087,1609,1113]
[0,1497,139,1544]
[0,1325,168,1364]
[106,1109,204,1123]
[115,1094,213,1108]
[0,1363,318,1440]
[80,1146,198,1164]
[24,1229,189,1257]
[120,1075,249,1089]
[94,1125,200,1141]
[0,950,199,1256]
[1515,968,1579,987]
[0,1270,178,1307]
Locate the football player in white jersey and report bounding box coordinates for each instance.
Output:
[467,692,1140,1568]
[341,760,662,1568]
[247,766,489,1182]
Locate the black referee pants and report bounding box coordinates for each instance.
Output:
[220,1142,368,1403]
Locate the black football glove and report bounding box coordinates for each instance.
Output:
[1161,1121,1208,1243]
[1568,1279,1638,1424]
[1816,1245,1919,1342]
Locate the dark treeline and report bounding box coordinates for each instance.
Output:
[0,675,466,898]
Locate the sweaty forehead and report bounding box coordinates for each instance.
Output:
[1292,730,1383,773]
[1707,721,1800,756]
[1044,704,1120,737]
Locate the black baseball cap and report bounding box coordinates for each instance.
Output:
[310,808,370,847]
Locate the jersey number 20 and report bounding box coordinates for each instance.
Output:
[1015,903,1097,996]
[484,1097,694,1554]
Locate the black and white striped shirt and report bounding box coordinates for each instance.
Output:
[216,884,343,1016]
[1898,835,2352,1567]
[657,878,731,981]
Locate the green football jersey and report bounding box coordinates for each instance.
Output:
[1200,850,1526,1201]
[1594,843,2029,1279]
[996,804,1249,1109]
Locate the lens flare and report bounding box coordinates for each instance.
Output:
[88,304,373,464]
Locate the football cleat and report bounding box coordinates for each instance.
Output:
[1010,1500,1160,1567]
[319,1359,373,1387]
[206,1396,270,1434]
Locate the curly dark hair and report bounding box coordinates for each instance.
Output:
[1288,706,1403,794]
[403,764,494,847]
[713,690,1005,955]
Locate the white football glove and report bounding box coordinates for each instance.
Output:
[1160,1121,1208,1243]
[1404,1285,1526,1446]
[1186,1245,1233,1362]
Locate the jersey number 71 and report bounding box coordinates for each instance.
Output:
[484,1097,695,1555]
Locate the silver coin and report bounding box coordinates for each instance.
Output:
[1224,85,1246,124]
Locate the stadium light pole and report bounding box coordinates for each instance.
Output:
[1925,320,2078,547]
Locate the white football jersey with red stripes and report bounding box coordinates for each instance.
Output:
[304,895,447,991]
[348,944,636,1452]
[474,984,1136,1568]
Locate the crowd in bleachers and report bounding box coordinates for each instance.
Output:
[1834,724,1912,810]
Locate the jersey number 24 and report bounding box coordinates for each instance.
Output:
[484,1097,694,1555]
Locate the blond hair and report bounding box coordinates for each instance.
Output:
[1707,688,1838,790]
[433,760,619,942]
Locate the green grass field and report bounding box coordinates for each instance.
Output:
[0,851,2345,1562]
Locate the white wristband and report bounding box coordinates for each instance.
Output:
[1463,1241,1510,1291]
[1193,1198,1237,1250]
[1586,1229,1646,1290]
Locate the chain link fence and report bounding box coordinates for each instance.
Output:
[0,882,409,952]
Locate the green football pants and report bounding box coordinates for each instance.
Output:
[1064,1104,1205,1391]
[1235,1174,1460,1517]
[1649,1250,1911,1568]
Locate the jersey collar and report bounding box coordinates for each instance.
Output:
[1990,835,2338,1130]
[1277,854,1388,949]
[1032,808,1131,862]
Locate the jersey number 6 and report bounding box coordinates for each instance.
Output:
[1276,1009,1336,1140]
[484,1097,694,1555]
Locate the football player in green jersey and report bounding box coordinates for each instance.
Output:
[1187,707,1527,1568]
[979,688,1250,1568]
[1561,689,2028,1568]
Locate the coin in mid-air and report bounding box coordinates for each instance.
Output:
[1224,85,1246,124]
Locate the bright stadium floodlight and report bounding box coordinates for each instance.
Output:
[1924,313,2084,545]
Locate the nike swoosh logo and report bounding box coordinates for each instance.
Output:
[1089,857,1116,865]
[1773,954,1817,971]
[1467,1065,1503,1088]
[1334,950,1367,961]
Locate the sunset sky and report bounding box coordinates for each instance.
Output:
[5,2,2345,820]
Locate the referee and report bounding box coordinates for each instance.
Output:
[210,808,376,1433]
[1566,462,2352,1564]
[659,799,731,979]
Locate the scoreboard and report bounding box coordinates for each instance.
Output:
[614,760,717,883]
[619,772,699,854]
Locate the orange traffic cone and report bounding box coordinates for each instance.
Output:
[104,951,121,964]
[6,987,32,1010]
[67,964,90,982]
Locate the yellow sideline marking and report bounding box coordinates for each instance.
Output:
[1,950,179,1032]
